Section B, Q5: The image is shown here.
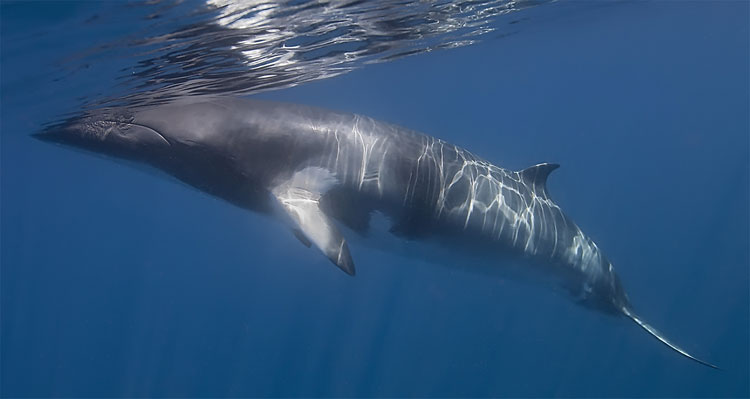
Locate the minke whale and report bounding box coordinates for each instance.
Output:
[36,97,716,368]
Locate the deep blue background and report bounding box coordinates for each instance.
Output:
[2,1,748,397]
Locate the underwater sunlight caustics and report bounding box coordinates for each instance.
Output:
[36,96,718,369]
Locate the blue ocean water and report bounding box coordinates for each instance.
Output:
[1,0,748,397]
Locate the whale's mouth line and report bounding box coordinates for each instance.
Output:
[98,120,172,147]
[33,119,172,154]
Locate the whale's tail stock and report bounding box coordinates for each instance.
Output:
[620,306,719,369]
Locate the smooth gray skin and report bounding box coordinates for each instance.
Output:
[36,96,716,368]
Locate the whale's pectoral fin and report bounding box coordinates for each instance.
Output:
[272,168,355,276]
[275,192,355,275]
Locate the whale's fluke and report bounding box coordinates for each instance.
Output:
[622,307,719,369]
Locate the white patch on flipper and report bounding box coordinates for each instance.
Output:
[282,166,337,195]
[271,167,355,275]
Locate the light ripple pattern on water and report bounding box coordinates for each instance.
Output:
[56,0,553,109]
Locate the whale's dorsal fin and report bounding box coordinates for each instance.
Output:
[519,163,559,198]
[272,167,355,276]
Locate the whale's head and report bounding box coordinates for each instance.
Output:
[34,108,173,163]
[33,100,246,168]
[34,99,268,165]
[35,100,275,212]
